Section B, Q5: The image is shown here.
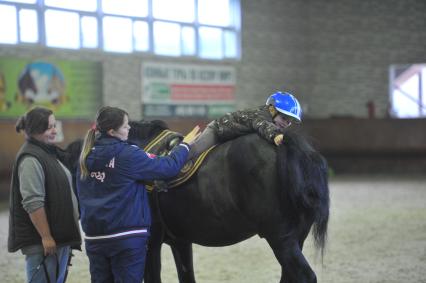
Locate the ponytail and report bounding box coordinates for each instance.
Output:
[79,128,96,179]
[79,106,127,178]
[15,116,25,133]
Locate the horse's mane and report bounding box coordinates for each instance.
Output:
[64,138,84,171]
[279,129,329,258]
[283,129,317,153]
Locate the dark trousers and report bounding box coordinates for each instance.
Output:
[85,236,148,283]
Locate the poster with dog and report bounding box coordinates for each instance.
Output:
[0,57,102,118]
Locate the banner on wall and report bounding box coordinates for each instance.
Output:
[0,57,102,119]
[142,62,236,118]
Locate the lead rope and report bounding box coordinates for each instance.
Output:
[152,184,177,241]
[146,130,178,241]
[29,254,59,283]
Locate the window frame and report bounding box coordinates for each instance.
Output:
[0,0,241,60]
[389,64,426,118]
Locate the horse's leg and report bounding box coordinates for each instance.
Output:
[168,241,196,283]
[265,233,316,283]
[144,223,164,283]
[298,217,314,251]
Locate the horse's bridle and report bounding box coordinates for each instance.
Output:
[143,129,182,155]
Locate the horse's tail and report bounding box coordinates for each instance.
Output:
[278,130,330,257]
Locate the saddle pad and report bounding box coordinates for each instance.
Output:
[144,130,216,191]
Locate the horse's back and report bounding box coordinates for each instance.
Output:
[157,134,283,246]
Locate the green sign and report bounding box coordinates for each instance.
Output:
[149,83,171,100]
[0,57,102,118]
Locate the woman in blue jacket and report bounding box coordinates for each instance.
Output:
[77,106,199,283]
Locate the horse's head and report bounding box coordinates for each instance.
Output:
[64,138,83,171]
[64,138,84,192]
[128,120,183,155]
[128,120,168,147]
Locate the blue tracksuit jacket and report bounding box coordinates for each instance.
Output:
[76,135,189,241]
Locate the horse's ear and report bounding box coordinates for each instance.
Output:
[151,120,169,130]
[64,138,84,171]
[66,138,83,153]
[129,120,139,127]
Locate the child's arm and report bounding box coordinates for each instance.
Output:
[251,116,282,144]
[213,108,281,144]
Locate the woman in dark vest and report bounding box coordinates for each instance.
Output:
[8,107,81,283]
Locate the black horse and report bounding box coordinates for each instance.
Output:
[66,120,329,283]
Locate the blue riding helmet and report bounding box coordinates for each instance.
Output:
[266,91,302,122]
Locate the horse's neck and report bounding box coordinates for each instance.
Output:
[143,129,182,155]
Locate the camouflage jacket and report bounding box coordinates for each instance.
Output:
[210,105,282,144]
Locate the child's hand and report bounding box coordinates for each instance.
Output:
[182,125,201,145]
[274,134,284,146]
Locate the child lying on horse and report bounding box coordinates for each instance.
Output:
[189,91,302,159]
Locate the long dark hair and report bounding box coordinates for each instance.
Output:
[15,107,53,136]
[79,106,128,179]
[279,130,329,258]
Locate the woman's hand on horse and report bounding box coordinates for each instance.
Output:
[183,125,201,145]
[274,134,284,146]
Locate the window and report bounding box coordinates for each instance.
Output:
[198,0,231,26]
[103,16,133,53]
[19,9,38,43]
[133,21,149,51]
[1,0,35,3]
[81,16,98,48]
[390,64,426,118]
[0,0,241,60]
[45,0,97,12]
[182,27,195,55]
[153,21,181,56]
[153,0,194,23]
[102,0,148,17]
[199,27,223,59]
[45,9,80,49]
[224,31,237,58]
[0,4,18,44]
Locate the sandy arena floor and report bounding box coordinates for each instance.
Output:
[1,175,425,283]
